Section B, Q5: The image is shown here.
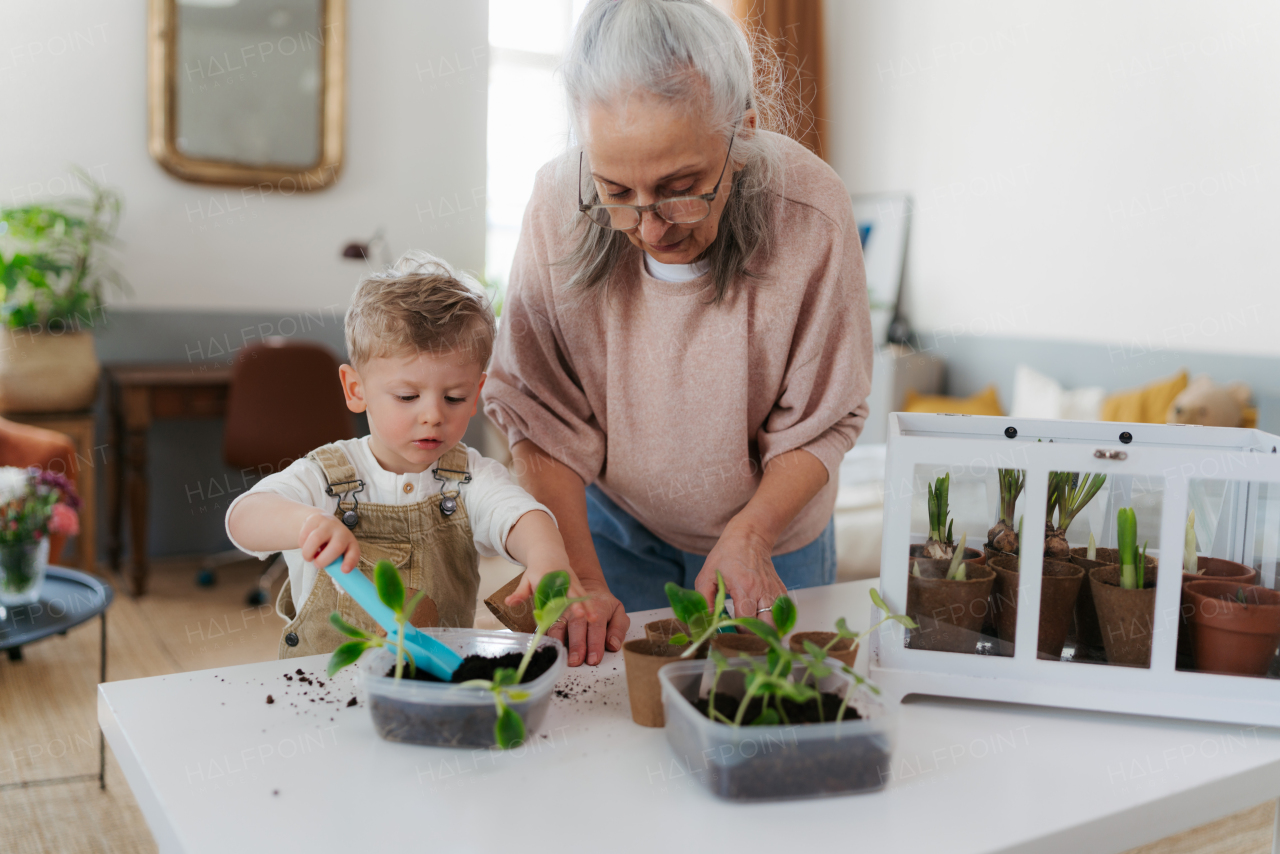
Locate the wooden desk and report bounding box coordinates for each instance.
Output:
[7,410,99,576]
[105,364,232,596]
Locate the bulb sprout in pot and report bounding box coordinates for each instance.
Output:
[1043,472,1105,560]
[923,473,956,559]
[988,468,1024,555]
[1184,510,1199,575]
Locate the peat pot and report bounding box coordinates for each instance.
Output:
[905,558,995,654]
[988,554,1084,659]
[1089,566,1157,667]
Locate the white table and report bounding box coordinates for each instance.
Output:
[100,580,1280,854]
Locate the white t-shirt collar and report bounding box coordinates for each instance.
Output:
[644,253,711,283]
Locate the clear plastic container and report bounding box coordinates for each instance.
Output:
[358,628,566,748]
[658,657,896,801]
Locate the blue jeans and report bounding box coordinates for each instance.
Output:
[585,484,836,612]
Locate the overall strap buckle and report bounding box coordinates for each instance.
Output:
[324,478,365,529]
[432,467,471,517]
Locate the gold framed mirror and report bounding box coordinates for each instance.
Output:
[147,0,346,191]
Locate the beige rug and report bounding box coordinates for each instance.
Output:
[0,557,1272,853]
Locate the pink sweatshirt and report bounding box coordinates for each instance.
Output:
[484,132,872,556]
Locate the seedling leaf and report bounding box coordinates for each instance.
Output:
[771,596,797,636]
[327,640,369,677]
[534,570,571,612]
[669,633,691,646]
[869,587,891,615]
[734,617,780,644]
[665,583,709,626]
[329,612,372,639]
[750,707,780,727]
[373,559,405,614]
[495,704,525,749]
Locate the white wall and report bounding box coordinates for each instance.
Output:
[0,0,487,313]
[825,0,1280,358]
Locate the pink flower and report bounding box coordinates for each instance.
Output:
[50,503,79,536]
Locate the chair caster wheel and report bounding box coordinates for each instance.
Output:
[196,570,216,587]
[246,589,267,607]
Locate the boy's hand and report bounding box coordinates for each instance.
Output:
[298,511,360,577]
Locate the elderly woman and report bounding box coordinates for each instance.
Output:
[484,0,871,668]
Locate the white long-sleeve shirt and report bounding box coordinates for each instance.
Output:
[225,437,552,608]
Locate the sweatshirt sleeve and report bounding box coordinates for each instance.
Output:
[756,198,873,478]
[483,161,608,485]
[462,447,556,562]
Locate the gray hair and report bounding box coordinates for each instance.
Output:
[557,0,793,303]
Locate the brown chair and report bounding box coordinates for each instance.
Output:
[205,338,357,602]
[0,418,79,565]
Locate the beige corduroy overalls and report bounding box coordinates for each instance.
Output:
[276,443,480,659]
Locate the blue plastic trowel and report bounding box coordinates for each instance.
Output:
[323,560,463,680]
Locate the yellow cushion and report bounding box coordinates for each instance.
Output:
[1100,370,1188,423]
[903,385,1003,416]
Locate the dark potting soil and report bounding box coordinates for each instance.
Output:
[691,692,888,801]
[695,691,858,725]
[382,646,557,684]
[369,646,559,748]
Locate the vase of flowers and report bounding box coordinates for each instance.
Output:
[0,466,79,605]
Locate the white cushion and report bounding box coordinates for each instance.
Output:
[1010,365,1105,421]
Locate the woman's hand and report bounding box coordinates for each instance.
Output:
[545,576,629,667]
[693,516,789,625]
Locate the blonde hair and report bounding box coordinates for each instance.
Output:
[345,250,495,369]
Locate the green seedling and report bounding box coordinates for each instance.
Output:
[459,570,585,748]
[1236,587,1248,606]
[923,473,955,559]
[1184,510,1200,574]
[947,533,968,581]
[676,583,915,729]
[326,559,430,681]
[1116,507,1148,590]
[988,468,1025,554]
[1087,531,1097,562]
[663,571,751,656]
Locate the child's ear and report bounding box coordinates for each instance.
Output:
[339,364,367,413]
[469,373,487,417]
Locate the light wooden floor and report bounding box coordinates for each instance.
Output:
[0,557,1273,853]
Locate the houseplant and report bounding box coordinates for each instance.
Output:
[1044,472,1105,559]
[1183,580,1280,676]
[1089,507,1158,667]
[1179,511,1257,585]
[911,473,981,562]
[328,565,573,748]
[0,167,126,412]
[655,588,914,800]
[906,533,996,653]
[986,468,1024,558]
[0,466,80,605]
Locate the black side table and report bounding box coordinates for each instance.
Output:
[0,566,114,791]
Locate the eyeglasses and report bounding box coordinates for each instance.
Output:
[577,124,739,231]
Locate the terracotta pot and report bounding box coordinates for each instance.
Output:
[788,631,858,667]
[905,557,995,654]
[909,544,986,566]
[0,330,100,413]
[1089,565,1158,667]
[1184,580,1280,676]
[1070,548,1158,654]
[1177,558,1257,665]
[623,638,687,727]
[1180,556,1257,586]
[710,632,770,657]
[987,555,1084,658]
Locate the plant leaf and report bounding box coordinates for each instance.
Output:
[328,612,372,639]
[492,667,519,687]
[733,617,780,644]
[669,633,690,646]
[771,596,797,636]
[374,559,405,614]
[889,614,919,629]
[749,707,780,726]
[869,587,890,615]
[494,704,526,749]
[835,617,857,640]
[505,689,531,702]
[327,640,369,677]
[665,583,709,627]
[713,571,727,623]
[802,639,826,661]
[534,570,571,612]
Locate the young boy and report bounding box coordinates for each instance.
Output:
[226,250,583,659]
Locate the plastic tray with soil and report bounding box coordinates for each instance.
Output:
[658,657,894,801]
[358,629,566,748]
